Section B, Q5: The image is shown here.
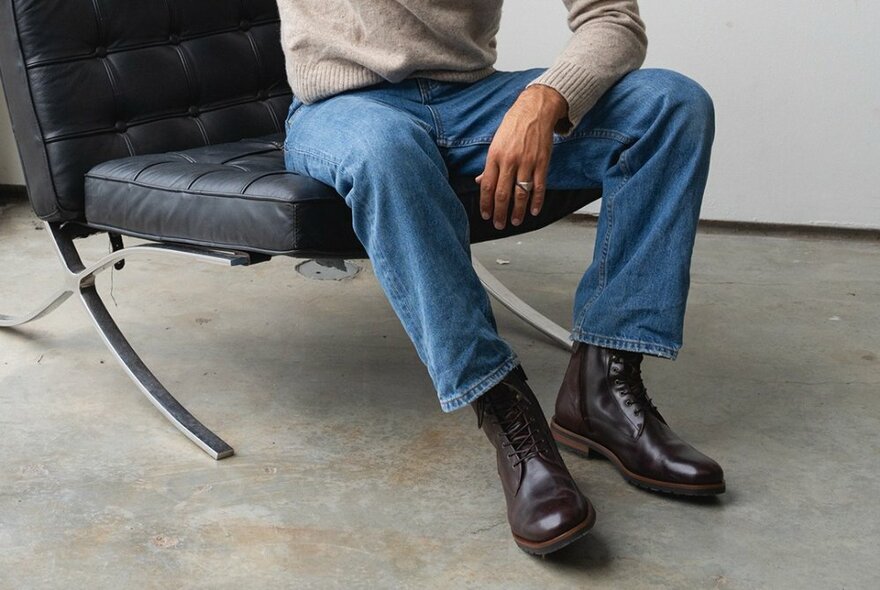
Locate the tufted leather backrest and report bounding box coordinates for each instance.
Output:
[0,0,291,222]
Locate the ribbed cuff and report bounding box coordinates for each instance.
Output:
[526,61,604,137]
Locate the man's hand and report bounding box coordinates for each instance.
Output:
[476,84,568,230]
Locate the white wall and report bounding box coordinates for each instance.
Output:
[2,1,878,227]
[0,83,24,185]
[496,0,880,229]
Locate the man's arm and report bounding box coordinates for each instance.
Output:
[528,0,647,136]
[477,0,647,230]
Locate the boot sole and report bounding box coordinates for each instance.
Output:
[512,500,597,556]
[550,418,726,497]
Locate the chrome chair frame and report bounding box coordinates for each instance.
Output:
[1,220,573,460]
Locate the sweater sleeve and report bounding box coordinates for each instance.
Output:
[525,0,647,136]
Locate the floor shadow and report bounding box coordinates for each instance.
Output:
[536,530,613,572]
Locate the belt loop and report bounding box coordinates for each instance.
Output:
[416,78,431,104]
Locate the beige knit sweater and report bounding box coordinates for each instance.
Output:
[277,1,647,135]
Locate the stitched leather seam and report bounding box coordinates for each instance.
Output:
[169,152,197,164]
[130,160,171,182]
[38,94,291,144]
[89,0,106,47]
[100,57,136,157]
[171,43,209,144]
[84,173,307,204]
[218,146,279,164]
[20,20,281,69]
[185,169,227,191]
[241,172,291,193]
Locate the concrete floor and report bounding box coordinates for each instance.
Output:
[0,195,878,590]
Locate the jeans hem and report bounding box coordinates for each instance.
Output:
[571,330,679,360]
[439,354,522,413]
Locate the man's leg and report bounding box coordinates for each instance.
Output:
[439,67,724,494]
[548,69,724,495]
[283,92,594,552]
[284,93,518,411]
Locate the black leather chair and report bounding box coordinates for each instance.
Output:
[0,0,601,459]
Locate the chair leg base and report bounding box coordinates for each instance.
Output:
[79,284,235,460]
[471,254,573,352]
[0,222,250,460]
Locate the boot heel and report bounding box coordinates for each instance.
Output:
[550,418,598,459]
[558,439,601,460]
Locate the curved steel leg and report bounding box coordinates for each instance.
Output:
[0,288,73,327]
[0,222,251,459]
[79,284,233,459]
[472,255,574,352]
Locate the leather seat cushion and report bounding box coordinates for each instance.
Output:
[84,133,601,256]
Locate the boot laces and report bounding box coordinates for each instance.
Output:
[611,353,659,417]
[478,390,548,467]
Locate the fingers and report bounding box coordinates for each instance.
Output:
[479,159,538,228]
[494,159,516,230]
[531,153,549,217]
[479,162,498,221]
[511,162,535,227]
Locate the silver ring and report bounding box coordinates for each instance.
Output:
[516,180,534,193]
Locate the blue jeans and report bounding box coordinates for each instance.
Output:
[283,68,714,412]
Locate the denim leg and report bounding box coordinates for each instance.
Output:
[283,95,519,411]
[438,68,714,359]
[563,69,716,358]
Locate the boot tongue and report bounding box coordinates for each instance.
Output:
[612,351,662,420]
[491,389,545,466]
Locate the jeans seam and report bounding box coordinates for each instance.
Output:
[426,104,446,142]
[287,145,343,169]
[554,128,636,146]
[415,79,446,142]
[574,153,630,329]
[439,136,495,148]
[618,140,635,179]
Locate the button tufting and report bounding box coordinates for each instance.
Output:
[188,106,200,117]
[258,90,269,101]
[239,19,251,31]
[95,46,107,58]
[114,121,128,133]
[169,34,180,44]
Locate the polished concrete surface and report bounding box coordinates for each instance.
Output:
[1,196,878,589]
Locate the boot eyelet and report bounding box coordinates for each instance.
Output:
[613,379,623,385]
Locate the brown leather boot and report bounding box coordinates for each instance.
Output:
[473,365,595,555]
[551,343,725,496]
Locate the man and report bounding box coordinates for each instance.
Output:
[278,0,724,555]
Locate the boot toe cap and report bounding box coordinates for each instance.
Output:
[513,489,592,543]
[665,452,724,485]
